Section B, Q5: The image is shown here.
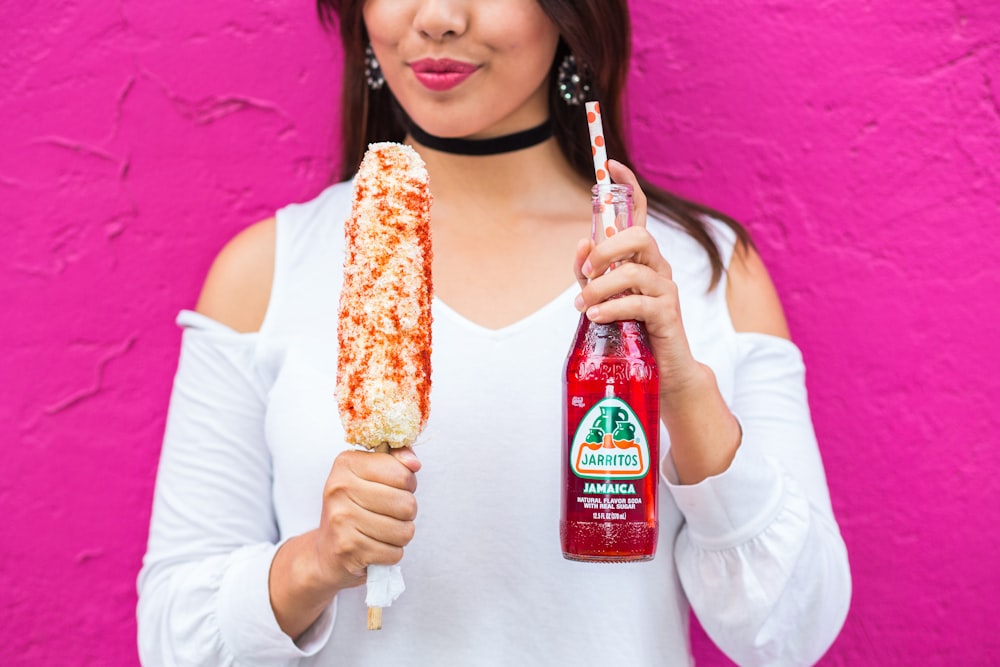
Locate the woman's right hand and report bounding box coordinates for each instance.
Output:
[312,447,421,590]
[270,447,420,639]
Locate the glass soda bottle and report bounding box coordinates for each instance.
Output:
[560,183,660,562]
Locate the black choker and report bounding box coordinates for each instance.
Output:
[407,120,553,156]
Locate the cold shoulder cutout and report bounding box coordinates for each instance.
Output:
[195,217,276,334]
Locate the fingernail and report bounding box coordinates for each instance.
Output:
[582,260,592,277]
[573,293,585,311]
[586,305,600,320]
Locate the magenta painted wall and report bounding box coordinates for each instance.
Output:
[1,1,997,664]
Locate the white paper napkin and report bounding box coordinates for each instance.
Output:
[365,563,405,607]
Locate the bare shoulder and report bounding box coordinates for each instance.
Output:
[195,218,276,333]
[725,241,791,340]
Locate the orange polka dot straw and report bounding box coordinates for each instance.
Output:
[586,101,617,240]
[586,101,610,185]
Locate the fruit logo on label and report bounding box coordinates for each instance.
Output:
[570,397,650,480]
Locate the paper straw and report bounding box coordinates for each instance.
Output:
[586,101,610,184]
[586,101,618,241]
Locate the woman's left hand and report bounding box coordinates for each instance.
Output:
[573,160,743,484]
[572,160,705,401]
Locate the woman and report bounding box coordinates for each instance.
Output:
[138,1,851,665]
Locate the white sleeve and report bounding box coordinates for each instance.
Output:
[137,311,334,666]
[663,333,851,667]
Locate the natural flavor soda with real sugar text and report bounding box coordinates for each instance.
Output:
[560,183,660,562]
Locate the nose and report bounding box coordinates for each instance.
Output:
[413,0,468,41]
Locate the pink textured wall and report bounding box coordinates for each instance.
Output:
[1,1,997,664]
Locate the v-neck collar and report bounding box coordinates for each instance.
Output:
[431,282,579,341]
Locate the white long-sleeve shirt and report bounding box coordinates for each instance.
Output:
[138,182,850,666]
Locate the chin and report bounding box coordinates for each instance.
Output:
[395,94,504,140]
[407,114,480,139]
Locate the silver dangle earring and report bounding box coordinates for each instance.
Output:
[364,44,385,91]
[557,54,591,106]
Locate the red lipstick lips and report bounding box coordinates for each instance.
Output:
[410,58,478,92]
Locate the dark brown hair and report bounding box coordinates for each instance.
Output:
[317,0,751,288]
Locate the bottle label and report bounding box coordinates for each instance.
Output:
[569,396,650,480]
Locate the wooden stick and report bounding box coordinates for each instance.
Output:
[366,442,391,630]
[367,605,383,631]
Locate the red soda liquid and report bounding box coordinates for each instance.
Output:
[561,316,659,562]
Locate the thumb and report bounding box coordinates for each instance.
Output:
[390,446,422,473]
[608,159,648,229]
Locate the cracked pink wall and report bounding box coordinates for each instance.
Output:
[1,1,997,665]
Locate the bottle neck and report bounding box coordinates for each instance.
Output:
[588,183,643,323]
[591,183,633,246]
